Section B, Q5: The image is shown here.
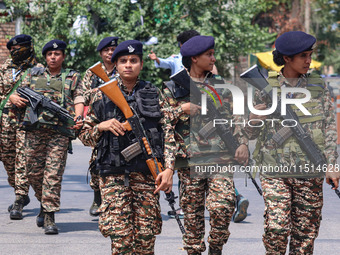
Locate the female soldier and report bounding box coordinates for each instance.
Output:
[82,36,119,217]
[23,40,84,234]
[162,35,249,255]
[247,31,340,254]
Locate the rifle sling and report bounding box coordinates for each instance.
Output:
[171,69,240,155]
[0,69,29,119]
[258,82,327,165]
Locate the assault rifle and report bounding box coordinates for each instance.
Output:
[17,86,75,126]
[89,62,186,234]
[240,65,340,199]
[170,69,263,196]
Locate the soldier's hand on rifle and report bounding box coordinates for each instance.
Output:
[154,168,173,194]
[249,104,267,123]
[181,102,201,116]
[98,118,126,136]
[73,115,83,130]
[9,94,28,108]
[326,167,340,189]
[234,144,249,165]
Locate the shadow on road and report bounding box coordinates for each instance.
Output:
[58,221,99,233]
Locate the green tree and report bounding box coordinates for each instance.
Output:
[1,0,275,84]
[253,0,340,74]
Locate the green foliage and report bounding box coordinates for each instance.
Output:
[1,0,275,84]
[311,0,340,73]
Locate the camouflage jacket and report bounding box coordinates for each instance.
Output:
[82,62,116,106]
[0,58,41,127]
[78,78,176,170]
[162,71,248,168]
[0,58,32,110]
[20,67,85,136]
[246,71,338,177]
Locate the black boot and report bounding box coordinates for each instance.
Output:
[44,212,58,235]
[8,195,30,212]
[36,205,44,227]
[208,247,222,255]
[89,190,101,217]
[9,195,25,220]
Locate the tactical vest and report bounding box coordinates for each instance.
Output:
[94,81,164,176]
[22,67,77,137]
[253,71,327,169]
[91,69,116,89]
[165,74,234,167]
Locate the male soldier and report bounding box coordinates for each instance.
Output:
[79,40,174,254]
[247,31,340,254]
[0,34,36,218]
[82,36,118,217]
[21,39,84,234]
[162,35,249,255]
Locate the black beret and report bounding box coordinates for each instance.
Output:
[275,31,316,56]
[111,40,143,63]
[7,34,32,50]
[42,39,67,55]
[180,35,215,57]
[97,37,119,52]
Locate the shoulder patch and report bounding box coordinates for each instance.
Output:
[307,73,325,89]
[268,71,279,79]
[67,70,78,77]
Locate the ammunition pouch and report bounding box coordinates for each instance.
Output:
[22,68,76,138]
[272,127,293,146]
[95,80,164,176]
[121,142,142,162]
[136,82,162,118]
[255,72,327,175]
[198,121,216,140]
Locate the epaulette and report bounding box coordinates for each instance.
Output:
[213,75,223,80]
[267,71,280,88]
[268,71,279,79]
[307,72,325,89]
[66,70,78,77]
[31,66,45,76]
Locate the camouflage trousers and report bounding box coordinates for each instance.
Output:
[98,172,162,255]
[260,176,323,255]
[90,171,100,191]
[25,129,69,212]
[89,148,99,191]
[0,112,29,195]
[178,167,235,254]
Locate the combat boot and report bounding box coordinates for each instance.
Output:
[36,205,44,227]
[232,194,249,223]
[8,195,30,212]
[9,195,25,220]
[44,212,58,235]
[89,190,101,217]
[208,247,222,255]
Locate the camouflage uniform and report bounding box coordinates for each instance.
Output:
[82,63,116,192]
[246,71,338,254]
[162,72,248,254]
[99,173,161,255]
[22,67,84,212]
[79,78,175,254]
[0,58,32,195]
